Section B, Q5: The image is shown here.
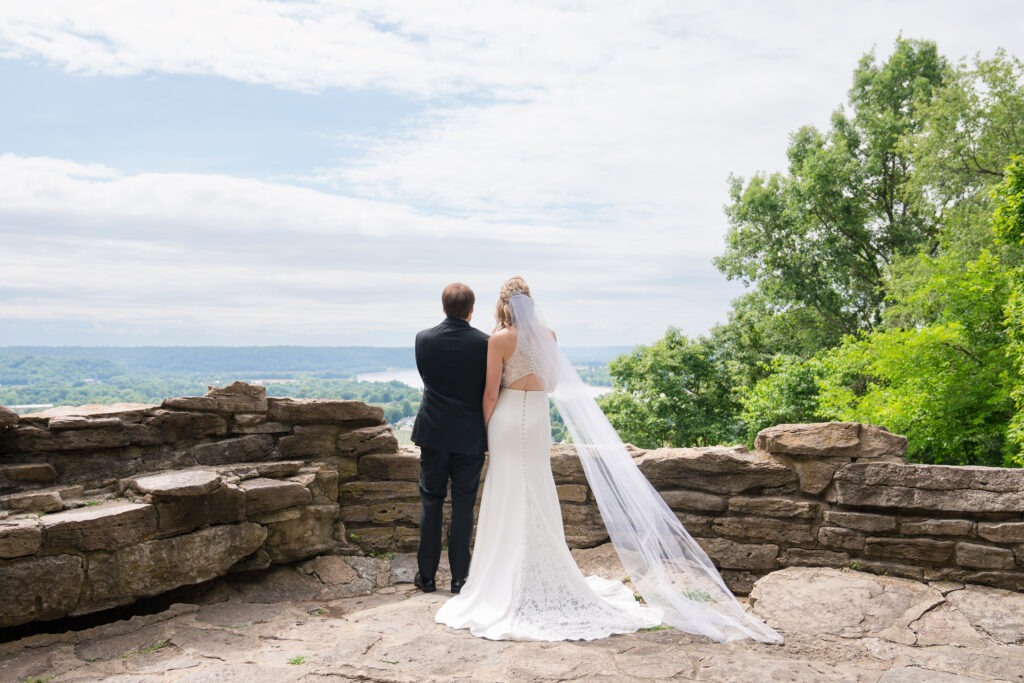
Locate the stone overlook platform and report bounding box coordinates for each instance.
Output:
[2,383,1024,680]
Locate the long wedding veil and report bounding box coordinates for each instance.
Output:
[509,293,782,644]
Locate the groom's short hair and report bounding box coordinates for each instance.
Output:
[442,283,475,319]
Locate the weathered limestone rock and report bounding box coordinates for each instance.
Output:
[902,519,973,536]
[152,484,246,533]
[0,463,56,483]
[258,461,304,477]
[550,444,587,483]
[977,521,1024,543]
[823,510,897,533]
[14,425,133,452]
[696,537,779,571]
[0,404,18,429]
[358,449,420,481]
[240,478,312,516]
[555,484,589,503]
[337,424,398,456]
[78,523,266,612]
[817,526,865,551]
[761,453,851,495]
[298,555,373,598]
[205,381,268,412]
[562,503,609,548]
[2,489,64,512]
[191,434,274,466]
[712,516,814,545]
[46,448,142,486]
[636,446,797,494]
[340,480,420,505]
[0,554,84,627]
[161,396,217,411]
[267,397,384,424]
[863,537,955,563]
[129,469,222,497]
[261,504,338,564]
[278,426,337,459]
[750,566,944,640]
[756,422,908,458]
[945,583,1024,644]
[569,543,628,583]
[144,410,227,441]
[41,501,157,553]
[778,548,849,567]
[955,542,1016,570]
[231,420,291,434]
[0,517,41,558]
[47,416,126,432]
[834,462,1024,512]
[658,488,728,512]
[727,496,819,519]
[23,402,154,422]
[756,423,908,495]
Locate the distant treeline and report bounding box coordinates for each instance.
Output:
[3,345,628,378]
[0,346,621,428]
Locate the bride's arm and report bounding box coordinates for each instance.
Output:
[483,332,509,426]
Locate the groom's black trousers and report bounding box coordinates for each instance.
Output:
[418,447,485,582]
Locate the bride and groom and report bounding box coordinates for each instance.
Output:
[412,278,781,643]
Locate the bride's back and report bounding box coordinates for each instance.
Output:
[495,326,549,392]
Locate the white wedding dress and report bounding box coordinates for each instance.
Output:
[434,345,662,641]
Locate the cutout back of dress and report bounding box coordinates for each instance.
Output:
[501,342,537,388]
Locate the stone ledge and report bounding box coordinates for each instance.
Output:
[756,422,907,459]
[41,501,158,553]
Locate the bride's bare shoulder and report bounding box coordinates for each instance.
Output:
[489,326,517,350]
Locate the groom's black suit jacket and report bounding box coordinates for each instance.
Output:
[412,317,490,454]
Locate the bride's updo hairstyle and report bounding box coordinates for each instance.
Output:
[494,276,530,331]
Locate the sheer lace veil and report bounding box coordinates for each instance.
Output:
[509,293,782,644]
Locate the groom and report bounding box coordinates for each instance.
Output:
[412,282,489,594]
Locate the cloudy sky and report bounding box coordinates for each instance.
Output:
[1,1,1022,347]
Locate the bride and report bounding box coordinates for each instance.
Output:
[435,277,781,644]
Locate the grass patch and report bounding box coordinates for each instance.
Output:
[85,500,101,506]
[367,550,395,560]
[680,589,716,603]
[142,639,169,653]
[639,625,674,632]
[288,655,307,665]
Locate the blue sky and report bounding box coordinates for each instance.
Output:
[1,1,1022,346]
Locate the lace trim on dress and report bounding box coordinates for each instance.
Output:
[501,343,536,388]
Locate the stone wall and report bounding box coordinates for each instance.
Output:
[345,421,1024,596]
[0,381,397,628]
[3,384,1024,629]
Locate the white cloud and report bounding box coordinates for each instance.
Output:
[1,2,1022,345]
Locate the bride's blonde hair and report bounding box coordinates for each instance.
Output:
[493,276,530,331]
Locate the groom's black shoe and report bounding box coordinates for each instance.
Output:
[414,572,436,593]
[451,577,467,594]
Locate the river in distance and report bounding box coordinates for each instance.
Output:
[356,368,611,398]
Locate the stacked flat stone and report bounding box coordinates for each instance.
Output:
[0,381,397,628]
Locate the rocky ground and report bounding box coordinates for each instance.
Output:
[2,545,1023,682]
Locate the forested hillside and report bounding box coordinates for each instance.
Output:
[600,38,1024,467]
[0,346,619,428]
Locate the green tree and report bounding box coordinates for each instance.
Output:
[598,328,741,448]
[739,355,827,445]
[994,157,1024,460]
[716,38,947,335]
[906,50,1024,257]
[816,249,1016,466]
